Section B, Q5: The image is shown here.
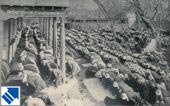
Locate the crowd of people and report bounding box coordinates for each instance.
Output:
[1,22,170,106]
[1,24,81,106]
[66,28,170,106]
[159,32,170,49]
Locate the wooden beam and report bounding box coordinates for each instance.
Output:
[0,0,70,7]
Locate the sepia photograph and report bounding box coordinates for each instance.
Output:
[0,0,170,106]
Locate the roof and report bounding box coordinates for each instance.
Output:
[0,0,70,7]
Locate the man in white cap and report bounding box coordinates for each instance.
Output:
[90,52,106,70]
[121,93,129,102]
[95,71,103,78]
[25,40,38,55]
[155,89,164,104]
[51,68,63,87]
[20,50,37,65]
[65,58,80,78]
[24,64,40,73]
[24,96,46,106]
[20,70,46,93]
[104,71,122,84]
[10,61,24,73]
[120,88,147,106]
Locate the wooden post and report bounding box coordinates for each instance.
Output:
[39,17,43,32]
[17,17,22,31]
[43,17,47,38]
[42,17,45,36]
[53,17,58,59]
[16,18,21,44]
[19,17,23,27]
[13,19,17,32]
[48,17,53,46]
[12,19,17,57]
[17,18,20,26]
[40,17,44,36]
[9,19,14,62]
[48,17,51,45]
[46,17,49,42]
[60,17,66,83]
[3,20,9,61]
[0,19,3,96]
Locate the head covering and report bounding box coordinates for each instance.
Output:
[124,74,128,79]
[121,93,129,101]
[107,63,112,68]
[114,68,119,74]
[93,63,98,67]
[159,70,165,75]
[20,50,27,57]
[160,82,166,90]
[11,62,24,71]
[113,82,119,88]
[168,73,170,77]
[99,51,104,56]
[95,71,102,78]
[119,74,124,79]
[105,73,110,79]
[156,89,162,96]
[149,75,154,80]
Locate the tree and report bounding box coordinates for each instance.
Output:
[131,0,155,35]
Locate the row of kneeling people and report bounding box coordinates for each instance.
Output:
[66,29,170,105]
[5,27,46,92]
[39,38,80,84]
[2,25,81,106]
[2,26,48,106]
[95,68,170,105]
[34,25,80,85]
[67,30,170,80]
[67,29,169,74]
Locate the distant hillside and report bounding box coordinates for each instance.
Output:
[66,0,104,19]
[66,0,169,20]
[65,0,131,19]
